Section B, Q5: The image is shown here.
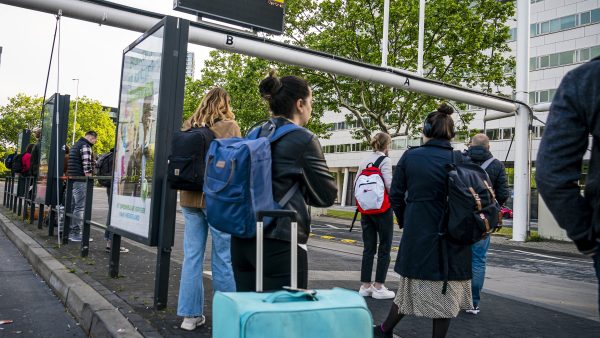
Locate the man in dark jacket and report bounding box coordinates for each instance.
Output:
[536,56,600,315]
[67,131,97,242]
[465,133,509,314]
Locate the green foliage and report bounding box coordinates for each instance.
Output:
[0,93,43,149]
[67,97,115,154]
[194,0,515,142]
[281,0,516,142]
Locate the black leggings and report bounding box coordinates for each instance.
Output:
[231,236,308,292]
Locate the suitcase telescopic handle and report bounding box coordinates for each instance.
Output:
[256,210,298,293]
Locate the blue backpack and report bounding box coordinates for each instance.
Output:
[204,120,301,238]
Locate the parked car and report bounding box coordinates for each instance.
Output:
[501,206,513,219]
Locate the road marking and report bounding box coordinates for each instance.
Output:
[510,249,591,264]
[340,239,356,244]
[320,235,335,240]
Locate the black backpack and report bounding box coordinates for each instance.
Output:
[11,153,23,173]
[95,151,114,188]
[167,127,215,191]
[4,153,15,170]
[444,151,501,245]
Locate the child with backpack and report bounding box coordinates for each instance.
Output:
[225,71,337,292]
[374,104,476,338]
[355,132,395,300]
[176,87,241,331]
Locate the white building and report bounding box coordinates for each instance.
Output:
[185,52,195,79]
[321,0,600,207]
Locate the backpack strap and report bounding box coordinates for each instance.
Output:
[480,157,495,170]
[349,209,359,232]
[372,155,387,169]
[270,123,301,142]
[277,182,299,208]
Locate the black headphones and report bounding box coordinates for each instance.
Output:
[421,110,456,139]
[422,112,435,138]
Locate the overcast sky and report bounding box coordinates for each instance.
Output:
[0,0,215,107]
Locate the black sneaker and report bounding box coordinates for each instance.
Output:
[373,325,393,338]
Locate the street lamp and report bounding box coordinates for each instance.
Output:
[72,78,79,145]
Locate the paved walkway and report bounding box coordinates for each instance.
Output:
[0,223,85,337]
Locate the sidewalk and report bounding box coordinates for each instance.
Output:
[1,204,599,337]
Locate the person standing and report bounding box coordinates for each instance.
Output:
[177,88,240,331]
[356,132,395,300]
[29,128,41,178]
[536,56,600,316]
[67,131,97,242]
[230,71,337,292]
[465,134,509,314]
[21,144,33,176]
[374,103,472,338]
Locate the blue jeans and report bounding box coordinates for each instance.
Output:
[471,235,491,307]
[177,207,236,317]
[71,181,87,235]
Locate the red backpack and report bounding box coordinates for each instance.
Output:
[354,156,390,214]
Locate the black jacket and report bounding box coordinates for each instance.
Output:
[536,56,600,256]
[257,117,337,244]
[390,139,471,281]
[467,146,509,205]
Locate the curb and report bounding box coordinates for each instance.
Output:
[0,210,143,338]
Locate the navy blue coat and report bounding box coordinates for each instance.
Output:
[390,139,471,281]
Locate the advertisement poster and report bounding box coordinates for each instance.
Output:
[110,27,163,239]
[35,98,55,204]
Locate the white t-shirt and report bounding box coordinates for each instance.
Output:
[356,151,393,192]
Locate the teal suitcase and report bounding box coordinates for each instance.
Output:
[212,210,373,338]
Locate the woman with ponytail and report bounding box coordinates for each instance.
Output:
[230,70,337,291]
[374,103,472,338]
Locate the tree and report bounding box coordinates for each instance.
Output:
[0,93,43,150]
[196,0,516,143]
[0,94,115,156]
[66,97,115,154]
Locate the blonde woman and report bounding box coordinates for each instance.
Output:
[356,133,395,300]
[177,88,241,331]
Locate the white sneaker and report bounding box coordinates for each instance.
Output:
[180,315,205,331]
[371,285,395,299]
[358,284,373,297]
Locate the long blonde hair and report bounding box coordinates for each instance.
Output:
[186,87,235,128]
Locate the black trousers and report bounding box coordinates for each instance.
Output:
[360,208,394,283]
[231,236,308,292]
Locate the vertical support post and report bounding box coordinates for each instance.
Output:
[381,0,390,67]
[154,179,176,310]
[340,167,349,207]
[17,176,24,216]
[48,205,55,237]
[22,177,29,221]
[512,0,530,242]
[109,234,122,278]
[12,175,19,213]
[37,204,45,229]
[62,179,73,244]
[417,0,426,75]
[3,177,8,206]
[81,177,94,257]
[29,181,36,224]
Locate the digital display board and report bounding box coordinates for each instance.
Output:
[174,0,286,35]
[35,97,55,204]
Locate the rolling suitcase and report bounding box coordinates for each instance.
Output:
[213,210,373,338]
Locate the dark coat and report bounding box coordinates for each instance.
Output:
[467,146,510,205]
[390,139,471,281]
[536,56,600,256]
[256,117,337,244]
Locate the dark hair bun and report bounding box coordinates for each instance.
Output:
[437,103,454,116]
[259,69,283,100]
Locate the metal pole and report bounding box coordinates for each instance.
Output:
[512,0,530,242]
[0,0,517,113]
[381,0,390,67]
[417,0,426,75]
[71,78,78,145]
